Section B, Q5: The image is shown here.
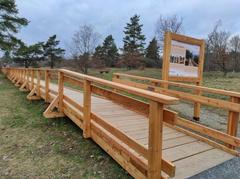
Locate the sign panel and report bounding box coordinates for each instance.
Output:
[162,32,205,83]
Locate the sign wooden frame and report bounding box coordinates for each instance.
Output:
[162,32,205,83]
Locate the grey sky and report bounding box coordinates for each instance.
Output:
[16,0,240,55]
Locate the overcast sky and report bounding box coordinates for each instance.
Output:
[16,0,240,55]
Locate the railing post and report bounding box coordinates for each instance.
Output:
[193,81,201,121]
[83,79,91,138]
[58,71,64,113]
[19,70,22,83]
[45,70,50,102]
[26,69,30,89]
[227,96,240,149]
[31,69,35,90]
[37,70,41,96]
[148,101,163,179]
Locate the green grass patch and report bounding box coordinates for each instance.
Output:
[0,73,131,178]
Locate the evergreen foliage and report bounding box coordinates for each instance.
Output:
[122,14,145,68]
[43,35,65,68]
[0,0,28,52]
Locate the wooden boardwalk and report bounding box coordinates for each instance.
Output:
[45,81,233,178]
[2,68,239,179]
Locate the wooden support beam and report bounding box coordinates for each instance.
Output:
[43,95,65,118]
[31,70,35,90]
[45,70,50,102]
[58,71,64,113]
[37,70,41,96]
[19,81,28,92]
[83,79,91,138]
[148,101,164,179]
[26,69,30,90]
[193,81,201,121]
[27,86,41,100]
[227,97,240,149]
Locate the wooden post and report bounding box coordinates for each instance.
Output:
[31,70,35,90]
[27,69,30,89]
[113,74,119,93]
[193,81,201,121]
[83,79,91,138]
[148,101,163,179]
[161,32,171,89]
[19,70,22,83]
[227,97,240,149]
[58,71,64,113]
[45,70,50,102]
[37,70,41,96]
[21,70,24,83]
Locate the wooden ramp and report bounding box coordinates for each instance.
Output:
[2,68,238,179]
[45,81,234,178]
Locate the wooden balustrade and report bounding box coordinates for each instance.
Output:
[3,67,240,178]
[113,73,240,150]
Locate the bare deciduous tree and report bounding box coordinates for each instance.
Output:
[207,20,230,76]
[70,24,100,73]
[155,14,184,42]
[229,35,240,71]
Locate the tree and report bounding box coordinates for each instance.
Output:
[155,14,183,51]
[207,21,230,76]
[43,35,65,68]
[229,35,240,72]
[70,24,100,73]
[101,35,119,67]
[92,45,105,68]
[145,37,160,67]
[0,0,28,52]
[122,14,146,69]
[14,41,44,68]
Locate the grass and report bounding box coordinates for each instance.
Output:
[0,73,131,178]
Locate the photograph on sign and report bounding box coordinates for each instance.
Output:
[169,40,200,78]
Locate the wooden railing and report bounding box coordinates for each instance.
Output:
[1,67,179,179]
[113,73,240,152]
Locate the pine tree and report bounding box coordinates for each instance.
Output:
[101,35,119,67]
[43,35,65,68]
[122,14,145,68]
[93,45,105,68]
[14,41,44,68]
[93,35,119,68]
[0,0,28,52]
[145,37,160,67]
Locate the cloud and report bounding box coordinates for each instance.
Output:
[16,0,240,55]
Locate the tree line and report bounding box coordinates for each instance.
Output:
[1,0,240,76]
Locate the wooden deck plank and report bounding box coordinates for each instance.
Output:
[163,135,198,150]
[173,149,234,178]
[163,141,213,162]
[136,132,187,145]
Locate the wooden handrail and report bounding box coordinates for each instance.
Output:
[114,73,240,98]
[60,69,178,105]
